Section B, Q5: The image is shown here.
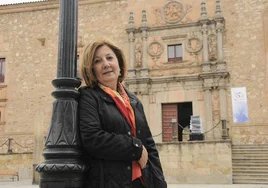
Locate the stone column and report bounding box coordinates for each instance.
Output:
[214,0,226,70]
[140,10,149,77]
[219,78,228,139]
[126,12,136,78]
[216,20,224,62]
[200,1,210,72]
[204,81,214,140]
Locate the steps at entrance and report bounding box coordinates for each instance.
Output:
[232,144,268,184]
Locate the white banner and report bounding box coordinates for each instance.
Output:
[231,87,249,123]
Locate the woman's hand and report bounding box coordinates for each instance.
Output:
[138,145,148,169]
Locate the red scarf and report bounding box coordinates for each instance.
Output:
[99,83,142,181]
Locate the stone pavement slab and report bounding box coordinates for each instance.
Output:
[1,180,268,188]
[168,184,268,188]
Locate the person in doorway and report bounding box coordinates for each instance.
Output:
[79,38,167,188]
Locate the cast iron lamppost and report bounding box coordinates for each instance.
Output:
[36,0,87,187]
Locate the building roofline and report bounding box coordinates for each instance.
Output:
[0,0,120,14]
[0,0,53,6]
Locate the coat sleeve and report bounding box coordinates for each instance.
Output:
[136,99,167,185]
[79,87,143,161]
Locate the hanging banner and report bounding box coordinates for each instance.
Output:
[231,87,249,123]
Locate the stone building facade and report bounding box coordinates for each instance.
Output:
[0,0,267,184]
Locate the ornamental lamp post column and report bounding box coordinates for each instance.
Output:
[36,0,87,187]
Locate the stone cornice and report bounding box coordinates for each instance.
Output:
[151,74,199,84]
[125,74,200,85]
[124,77,150,85]
[149,22,200,32]
[0,132,34,136]
[127,22,202,34]
[0,0,121,15]
[199,71,229,79]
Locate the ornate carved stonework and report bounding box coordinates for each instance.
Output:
[148,40,163,61]
[135,41,142,68]
[212,91,220,125]
[162,0,186,24]
[153,8,164,26]
[208,34,217,61]
[186,33,202,53]
[180,4,193,24]
[186,33,202,65]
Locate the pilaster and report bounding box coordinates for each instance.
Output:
[126,12,136,78]
[216,19,224,62]
[200,1,209,65]
[203,79,214,140]
[140,10,149,77]
[218,78,228,139]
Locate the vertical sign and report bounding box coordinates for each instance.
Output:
[231,87,249,123]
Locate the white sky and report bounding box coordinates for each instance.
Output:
[0,0,45,5]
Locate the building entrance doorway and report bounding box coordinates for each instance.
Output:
[178,102,193,141]
[162,102,193,142]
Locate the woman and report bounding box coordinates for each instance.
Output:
[79,38,167,188]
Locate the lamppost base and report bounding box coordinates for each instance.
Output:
[39,171,85,188]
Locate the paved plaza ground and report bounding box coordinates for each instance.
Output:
[1,180,268,188]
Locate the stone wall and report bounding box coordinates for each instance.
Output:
[223,0,268,144]
[0,141,232,184]
[158,141,232,184]
[0,152,33,179]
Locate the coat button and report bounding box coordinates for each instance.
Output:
[137,130,141,134]
[128,131,131,136]
[127,166,131,170]
[135,143,139,147]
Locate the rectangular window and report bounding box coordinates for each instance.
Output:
[168,44,182,62]
[0,58,5,83]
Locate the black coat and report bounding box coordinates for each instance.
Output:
[79,86,167,188]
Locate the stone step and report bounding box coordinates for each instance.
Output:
[232,149,268,153]
[233,166,268,170]
[232,144,268,148]
[232,145,268,184]
[233,174,268,179]
[232,154,268,158]
[233,162,268,166]
[233,169,268,174]
[233,179,268,184]
[232,156,268,160]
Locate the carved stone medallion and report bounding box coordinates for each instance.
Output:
[186,34,202,53]
[148,41,163,61]
[162,0,185,24]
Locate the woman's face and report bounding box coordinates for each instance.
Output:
[92,45,121,90]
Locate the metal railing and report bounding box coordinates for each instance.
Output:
[0,138,33,154]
